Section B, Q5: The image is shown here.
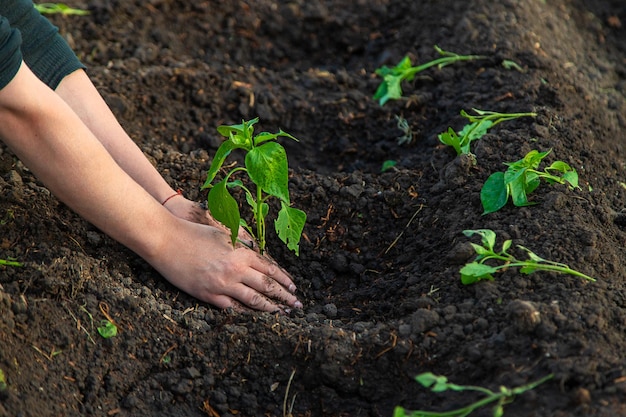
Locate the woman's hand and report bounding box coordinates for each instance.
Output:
[148,217,302,313]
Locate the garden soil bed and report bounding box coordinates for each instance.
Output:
[2,0,626,416]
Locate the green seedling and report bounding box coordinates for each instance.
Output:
[438,108,536,156]
[381,160,397,172]
[460,229,595,284]
[395,115,415,145]
[202,117,306,255]
[373,46,486,106]
[34,3,89,15]
[394,372,553,417]
[97,320,118,339]
[0,368,6,391]
[0,258,22,267]
[480,149,578,214]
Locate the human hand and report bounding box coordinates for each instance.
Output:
[148,216,302,313]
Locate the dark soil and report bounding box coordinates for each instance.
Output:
[2,0,626,416]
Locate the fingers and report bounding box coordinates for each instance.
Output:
[249,251,298,294]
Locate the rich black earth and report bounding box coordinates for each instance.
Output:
[1,0,626,416]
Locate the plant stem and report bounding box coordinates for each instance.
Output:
[256,186,265,254]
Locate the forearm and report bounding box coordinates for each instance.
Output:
[0,62,169,259]
[55,69,177,204]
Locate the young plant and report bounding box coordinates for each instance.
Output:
[97,320,118,339]
[34,3,89,15]
[480,149,578,214]
[394,372,553,417]
[438,108,536,156]
[0,258,22,267]
[460,229,595,284]
[202,117,306,255]
[373,46,486,106]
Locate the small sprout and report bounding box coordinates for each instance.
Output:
[394,115,415,145]
[481,149,578,214]
[203,117,306,255]
[373,46,486,106]
[0,258,22,267]
[34,3,90,15]
[460,229,595,284]
[381,160,397,172]
[438,108,536,156]
[0,368,6,391]
[97,320,118,339]
[502,59,526,73]
[394,372,553,417]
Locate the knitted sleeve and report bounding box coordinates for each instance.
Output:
[0,15,23,90]
[2,0,86,89]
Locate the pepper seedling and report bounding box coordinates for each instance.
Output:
[438,108,536,156]
[202,117,306,255]
[460,229,595,284]
[373,46,486,106]
[394,372,553,417]
[480,149,578,214]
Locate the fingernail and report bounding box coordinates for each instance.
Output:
[294,301,303,309]
[289,284,297,293]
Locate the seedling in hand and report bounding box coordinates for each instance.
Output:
[480,149,578,214]
[394,372,553,417]
[202,117,306,255]
[35,3,89,15]
[373,46,486,106]
[438,108,536,156]
[460,229,595,284]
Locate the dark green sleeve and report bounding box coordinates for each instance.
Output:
[2,0,86,90]
[0,15,23,90]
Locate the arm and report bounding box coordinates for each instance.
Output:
[0,61,302,312]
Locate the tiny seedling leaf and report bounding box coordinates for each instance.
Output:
[97,320,118,339]
[481,172,508,214]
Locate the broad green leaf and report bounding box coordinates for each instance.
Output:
[546,160,571,173]
[481,172,508,214]
[460,262,497,284]
[563,171,579,188]
[246,142,290,203]
[502,239,512,253]
[208,179,241,246]
[507,174,530,207]
[275,203,306,255]
[202,139,238,189]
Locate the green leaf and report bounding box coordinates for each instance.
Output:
[254,129,298,145]
[460,262,497,284]
[481,172,508,214]
[507,174,531,207]
[97,320,118,339]
[207,179,241,246]
[275,203,306,255]
[415,372,445,389]
[381,160,397,172]
[463,229,496,251]
[202,139,238,189]
[438,127,463,155]
[246,142,290,203]
[563,170,579,188]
